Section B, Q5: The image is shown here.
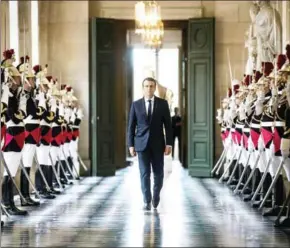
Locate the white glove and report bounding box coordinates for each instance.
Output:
[281,138,290,159]
[258,135,265,152]
[35,78,41,88]
[59,103,64,117]
[50,98,57,114]
[238,103,246,120]
[37,92,47,110]
[216,108,222,123]
[254,100,264,115]
[223,109,229,122]
[269,142,276,157]
[256,90,265,101]
[64,107,72,123]
[70,111,76,124]
[248,137,255,152]
[1,84,13,105]
[224,136,232,149]
[19,91,28,116]
[77,108,84,119]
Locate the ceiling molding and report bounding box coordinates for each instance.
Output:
[99,6,203,20]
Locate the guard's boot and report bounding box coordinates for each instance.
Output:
[6,177,28,216]
[60,160,73,185]
[1,220,4,228]
[20,167,40,206]
[35,165,55,199]
[68,156,80,180]
[53,162,66,189]
[1,176,11,213]
[48,166,61,194]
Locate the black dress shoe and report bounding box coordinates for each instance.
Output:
[50,188,61,195]
[143,203,151,211]
[152,198,160,209]
[4,205,28,216]
[37,191,56,200]
[21,197,40,207]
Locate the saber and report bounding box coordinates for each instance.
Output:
[226,147,243,184]
[233,151,252,194]
[240,151,261,194]
[215,152,227,176]
[1,153,27,203]
[216,142,232,176]
[34,155,52,192]
[1,204,10,217]
[78,152,88,171]
[212,147,227,175]
[19,160,41,199]
[251,156,272,203]
[48,153,64,189]
[56,156,71,183]
[274,189,290,227]
[60,147,76,180]
[258,158,285,210]
[219,148,240,183]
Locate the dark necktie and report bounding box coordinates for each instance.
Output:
[147,100,152,121]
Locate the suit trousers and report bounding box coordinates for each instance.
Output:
[137,145,164,204]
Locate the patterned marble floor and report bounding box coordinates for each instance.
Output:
[1,159,290,247]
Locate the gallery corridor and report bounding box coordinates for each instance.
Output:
[1,160,290,247]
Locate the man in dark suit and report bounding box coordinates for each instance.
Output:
[128,77,173,210]
[172,107,182,162]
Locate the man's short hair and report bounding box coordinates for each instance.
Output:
[142,77,157,86]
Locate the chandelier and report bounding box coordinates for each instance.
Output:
[135,1,164,49]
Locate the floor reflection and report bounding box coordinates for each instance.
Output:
[1,159,290,247]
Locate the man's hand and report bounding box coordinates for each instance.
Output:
[164,146,172,156]
[129,147,136,157]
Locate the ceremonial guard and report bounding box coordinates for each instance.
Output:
[34,65,56,199]
[214,0,290,226]
[49,78,66,191]
[1,49,29,215]
[19,56,42,206]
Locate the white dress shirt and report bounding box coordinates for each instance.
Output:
[144,96,154,116]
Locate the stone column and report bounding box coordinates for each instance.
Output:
[18,1,31,59]
[0,1,9,53]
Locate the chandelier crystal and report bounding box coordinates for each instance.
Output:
[135,1,164,49]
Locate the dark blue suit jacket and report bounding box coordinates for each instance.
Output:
[127,96,173,152]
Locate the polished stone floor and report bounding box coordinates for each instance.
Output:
[1,159,290,247]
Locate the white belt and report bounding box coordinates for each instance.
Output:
[40,119,50,127]
[243,128,250,132]
[250,123,260,129]
[261,122,273,127]
[5,120,24,128]
[52,123,61,127]
[40,122,50,127]
[231,128,235,132]
[24,119,39,125]
[275,121,285,127]
[71,125,79,129]
[235,124,244,129]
